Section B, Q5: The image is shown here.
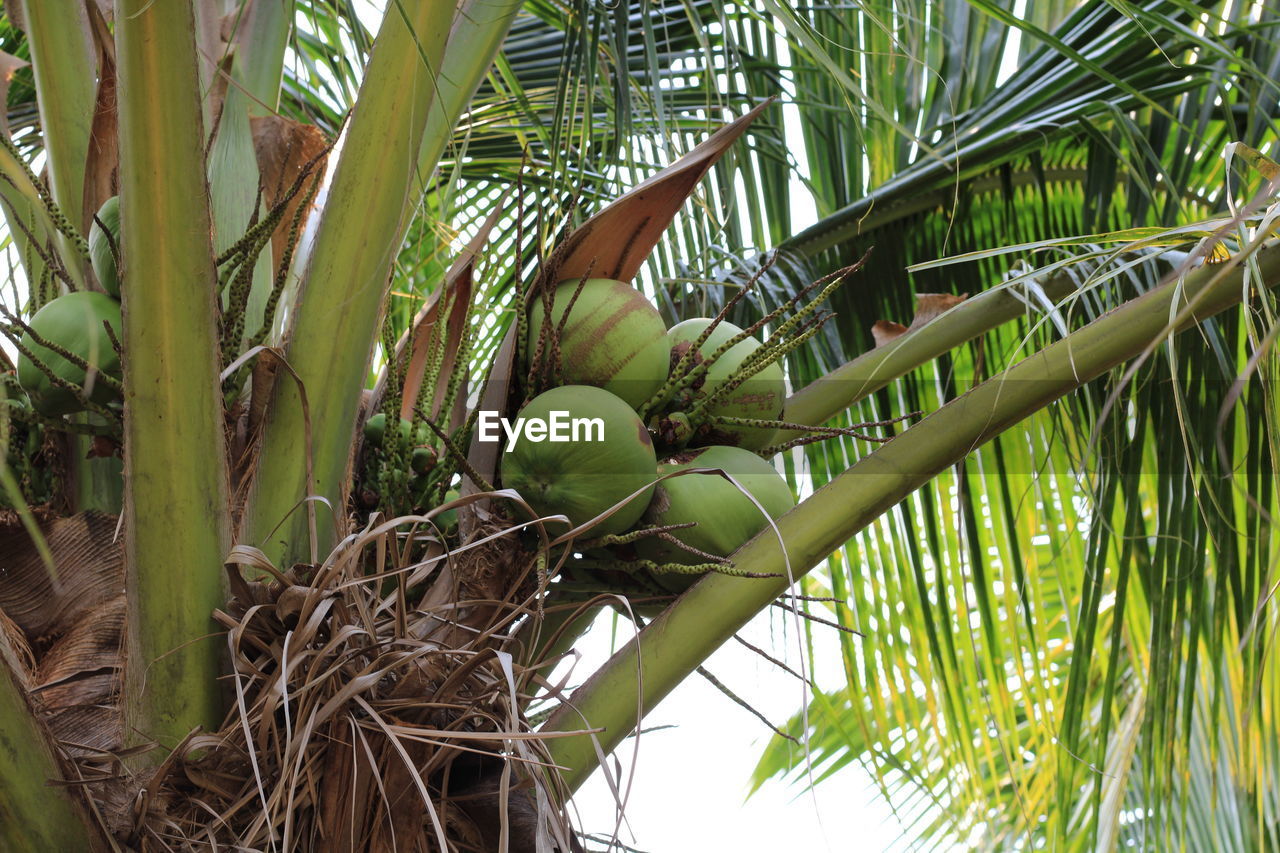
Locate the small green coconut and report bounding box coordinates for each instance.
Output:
[501,385,657,536]
[17,291,123,416]
[666,318,784,451]
[364,413,434,472]
[89,196,121,298]
[526,278,669,411]
[363,412,410,446]
[410,445,436,475]
[641,444,795,568]
[435,488,461,531]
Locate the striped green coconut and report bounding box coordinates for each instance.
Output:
[501,385,657,536]
[17,291,123,416]
[666,318,784,451]
[89,196,121,298]
[526,278,669,411]
[641,444,795,574]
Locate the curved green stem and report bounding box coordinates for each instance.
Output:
[415,0,525,185]
[780,266,1083,435]
[117,0,231,750]
[245,0,520,566]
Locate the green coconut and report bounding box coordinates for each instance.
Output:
[363,412,412,445]
[526,278,669,411]
[501,385,657,536]
[435,488,461,531]
[641,444,795,570]
[666,318,784,451]
[17,291,123,416]
[411,444,437,475]
[89,196,121,297]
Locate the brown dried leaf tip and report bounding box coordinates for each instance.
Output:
[872,292,969,347]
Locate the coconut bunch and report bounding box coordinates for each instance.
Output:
[352,290,477,525]
[0,185,131,507]
[493,254,898,606]
[0,189,126,514]
[431,106,913,607]
[1,129,320,425]
[0,191,124,430]
[0,126,330,510]
[355,398,466,525]
[350,211,495,526]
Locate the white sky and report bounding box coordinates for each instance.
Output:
[565,607,903,853]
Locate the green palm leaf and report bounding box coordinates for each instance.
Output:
[733,2,1280,849]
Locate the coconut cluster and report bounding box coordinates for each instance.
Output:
[500,278,796,588]
[357,410,460,530]
[15,198,125,419]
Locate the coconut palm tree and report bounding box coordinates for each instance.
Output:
[0,1,1275,851]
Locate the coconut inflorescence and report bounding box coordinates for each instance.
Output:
[17,291,124,416]
[363,413,436,473]
[526,278,669,411]
[363,412,405,446]
[500,385,656,537]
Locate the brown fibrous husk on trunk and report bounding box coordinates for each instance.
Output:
[0,508,587,852]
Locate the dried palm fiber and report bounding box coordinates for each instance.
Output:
[0,504,587,850]
[0,511,125,757]
[123,509,578,851]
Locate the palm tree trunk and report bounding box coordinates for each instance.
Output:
[0,632,98,849]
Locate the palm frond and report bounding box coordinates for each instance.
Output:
[743,3,1280,848]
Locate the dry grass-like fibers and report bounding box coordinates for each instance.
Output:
[0,509,585,852]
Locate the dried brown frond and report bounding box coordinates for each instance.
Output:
[118,510,578,852]
[0,502,604,845]
[0,505,594,851]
